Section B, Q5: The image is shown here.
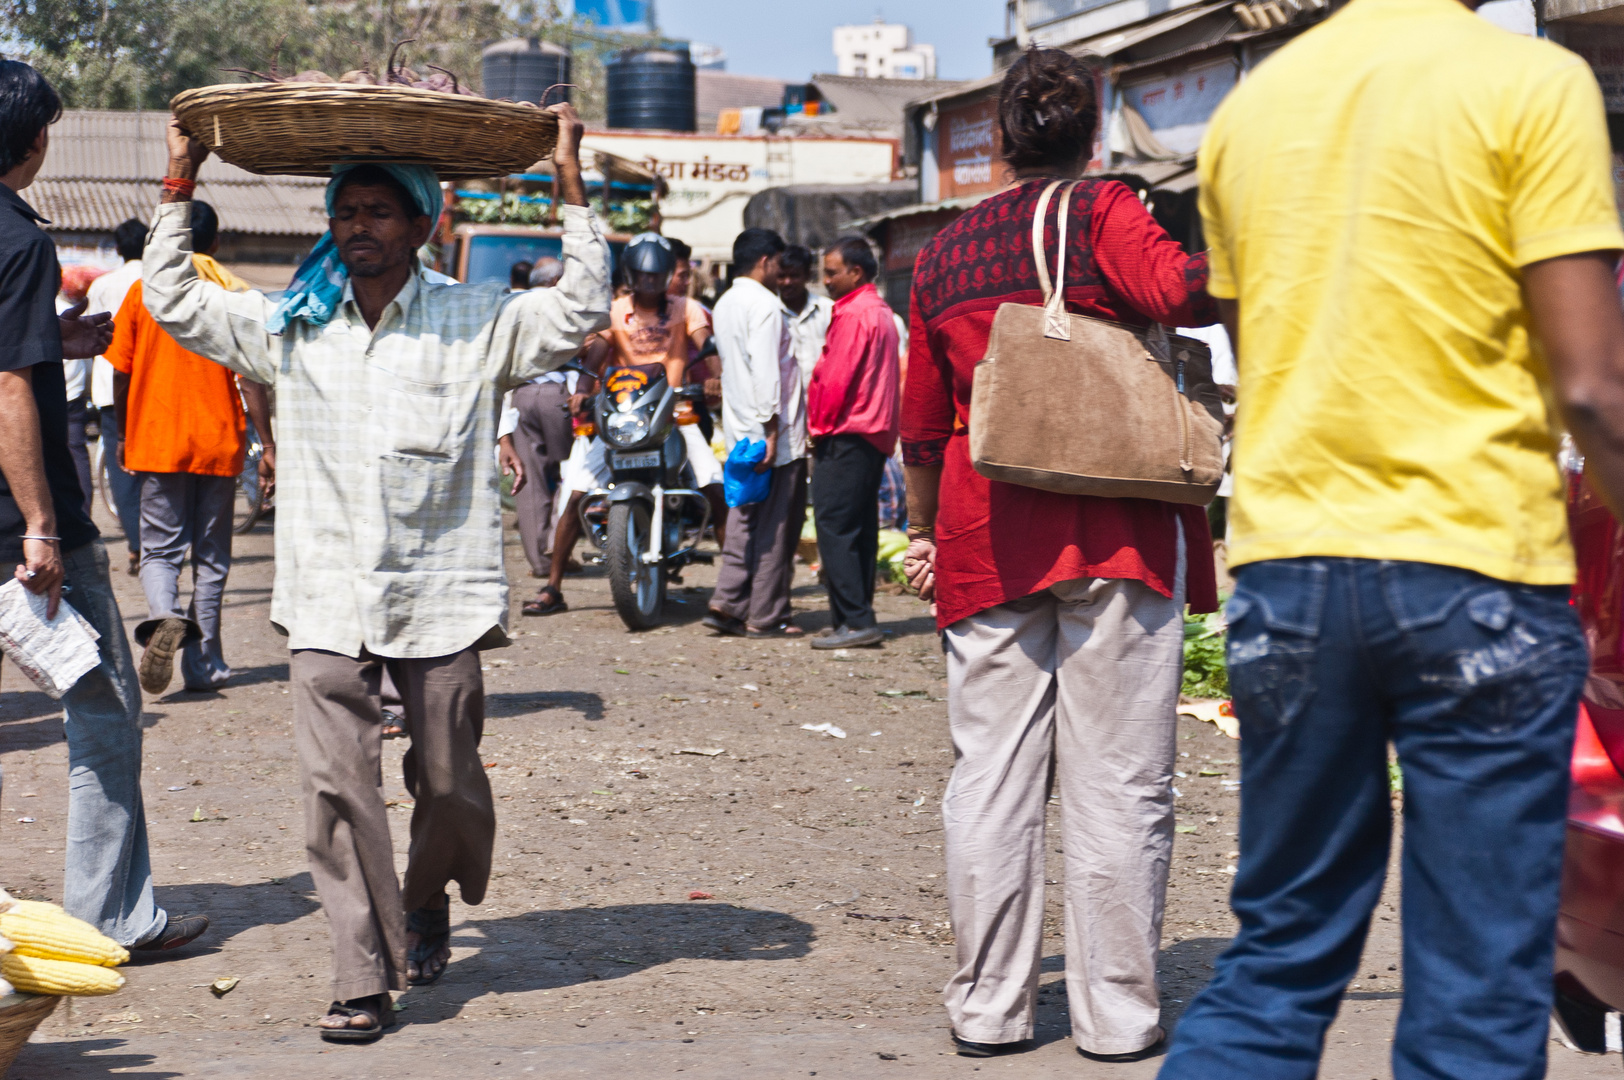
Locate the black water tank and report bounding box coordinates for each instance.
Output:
[481,38,571,105]
[606,48,696,132]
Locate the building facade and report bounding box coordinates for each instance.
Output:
[833,21,938,79]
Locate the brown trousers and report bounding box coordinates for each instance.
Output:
[291,647,494,1001]
[711,458,808,629]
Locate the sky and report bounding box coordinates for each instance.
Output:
[655,0,1004,82]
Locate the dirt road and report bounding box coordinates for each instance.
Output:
[1,504,1612,1078]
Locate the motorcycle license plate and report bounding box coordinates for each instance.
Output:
[612,451,661,470]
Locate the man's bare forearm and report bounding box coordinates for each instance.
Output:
[1525,253,1624,516]
[556,158,587,208]
[0,368,56,536]
[240,379,273,447]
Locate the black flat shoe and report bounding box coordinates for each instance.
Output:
[952,1033,1031,1057]
[131,913,210,953]
[1078,1026,1166,1062]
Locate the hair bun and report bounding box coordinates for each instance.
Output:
[997,47,1098,172]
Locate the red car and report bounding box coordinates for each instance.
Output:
[1554,467,1624,1051]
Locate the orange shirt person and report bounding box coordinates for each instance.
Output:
[105,200,271,695]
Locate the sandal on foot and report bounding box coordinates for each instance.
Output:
[407,896,451,986]
[522,586,568,616]
[381,708,407,740]
[702,610,746,636]
[318,993,394,1044]
[746,621,805,638]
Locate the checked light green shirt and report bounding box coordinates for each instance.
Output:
[142,201,611,658]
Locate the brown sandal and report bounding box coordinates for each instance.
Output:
[522,586,568,616]
[746,621,805,638]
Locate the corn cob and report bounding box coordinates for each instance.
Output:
[0,901,129,967]
[1,953,125,996]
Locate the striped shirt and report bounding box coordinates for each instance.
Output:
[143,202,611,658]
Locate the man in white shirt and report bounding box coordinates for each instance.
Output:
[779,245,832,391]
[704,228,808,638]
[85,219,148,570]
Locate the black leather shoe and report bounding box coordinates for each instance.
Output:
[132,913,210,953]
[952,1033,1031,1057]
[810,624,884,650]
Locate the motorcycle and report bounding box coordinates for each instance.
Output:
[578,363,714,630]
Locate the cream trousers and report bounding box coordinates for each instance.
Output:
[941,534,1186,1055]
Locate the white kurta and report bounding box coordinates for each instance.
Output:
[712,275,805,468]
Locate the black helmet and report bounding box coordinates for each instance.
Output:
[624,232,675,277]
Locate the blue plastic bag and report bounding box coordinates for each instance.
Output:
[723,438,772,508]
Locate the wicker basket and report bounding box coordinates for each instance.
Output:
[0,993,57,1077]
[170,83,559,181]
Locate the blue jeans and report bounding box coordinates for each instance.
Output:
[1159,558,1586,1080]
[60,540,166,947]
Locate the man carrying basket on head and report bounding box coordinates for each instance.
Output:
[145,105,610,1043]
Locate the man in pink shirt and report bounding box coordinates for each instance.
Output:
[808,237,900,650]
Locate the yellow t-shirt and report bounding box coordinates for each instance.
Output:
[1199,0,1624,585]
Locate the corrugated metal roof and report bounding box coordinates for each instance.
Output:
[1072,1,1231,56]
[32,110,329,236]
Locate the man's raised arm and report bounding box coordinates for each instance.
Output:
[497,103,612,386]
[142,120,279,385]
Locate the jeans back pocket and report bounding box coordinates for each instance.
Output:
[1226,561,1329,731]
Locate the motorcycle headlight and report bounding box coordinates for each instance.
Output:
[605,411,649,446]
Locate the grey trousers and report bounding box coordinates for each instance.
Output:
[511,380,573,576]
[291,646,494,1001]
[100,408,143,557]
[135,472,235,690]
[60,540,167,947]
[712,458,808,629]
[941,532,1186,1055]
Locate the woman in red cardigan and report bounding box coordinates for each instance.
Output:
[901,47,1220,1062]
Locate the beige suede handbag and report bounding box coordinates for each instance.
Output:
[968,180,1224,506]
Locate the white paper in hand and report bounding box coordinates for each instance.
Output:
[0,578,102,698]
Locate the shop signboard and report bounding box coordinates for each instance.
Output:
[938,96,1004,199]
[1121,58,1238,155]
[581,130,897,261]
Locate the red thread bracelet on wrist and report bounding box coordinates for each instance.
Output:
[162,176,196,197]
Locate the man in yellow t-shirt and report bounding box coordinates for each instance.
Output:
[1161,0,1624,1075]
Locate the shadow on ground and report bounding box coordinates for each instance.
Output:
[10,1038,179,1080]
[138,873,323,960]
[486,690,605,721]
[0,692,65,749]
[396,902,816,1027]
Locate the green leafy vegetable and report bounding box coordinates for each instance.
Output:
[1182,609,1229,699]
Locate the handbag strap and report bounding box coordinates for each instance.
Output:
[1031,180,1079,342]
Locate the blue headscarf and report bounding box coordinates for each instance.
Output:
[267,163,444,334]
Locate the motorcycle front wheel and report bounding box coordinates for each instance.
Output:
[606,500,666,630]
